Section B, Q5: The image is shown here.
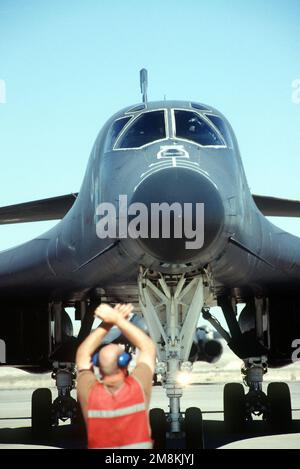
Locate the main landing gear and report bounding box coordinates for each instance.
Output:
[224,359,292,433]
[31,301,94,440]
[223,357,269,433]
[31,362,81,439]
[210,296,293,434]
[138,270,205,449]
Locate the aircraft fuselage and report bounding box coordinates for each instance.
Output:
[0,101,300,302]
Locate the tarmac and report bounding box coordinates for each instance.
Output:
[0,342,300,449]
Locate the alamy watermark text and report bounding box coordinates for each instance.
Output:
[95,195,205,249]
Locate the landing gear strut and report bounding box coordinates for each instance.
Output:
[139,270,205,448]
[51,362,78,425]
[242,356,269,423]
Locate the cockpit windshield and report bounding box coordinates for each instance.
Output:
[116,110,166,149]
[174,110,225,146]
[205,114,233,148]
[105,116,132,152]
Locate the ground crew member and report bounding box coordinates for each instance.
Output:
[76,302,156,449]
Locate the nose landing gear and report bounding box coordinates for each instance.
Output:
[139,270,205,448]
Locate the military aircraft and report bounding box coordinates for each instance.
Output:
[1,69,300,448]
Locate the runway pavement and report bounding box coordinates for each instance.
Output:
[1,342,300,448]
[0,382,300,449]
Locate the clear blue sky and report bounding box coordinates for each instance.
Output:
[0,0,300,249]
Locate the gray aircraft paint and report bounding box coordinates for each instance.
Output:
[0,100,299,302]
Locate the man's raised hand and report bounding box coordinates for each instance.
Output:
[114,303,133,319]
[94,303,133,324]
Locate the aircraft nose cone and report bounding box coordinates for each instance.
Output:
[130,167,224,263]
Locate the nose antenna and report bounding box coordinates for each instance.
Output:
[140,68,148,106]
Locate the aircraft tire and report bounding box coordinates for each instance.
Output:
[184,407,204,449]
[267,382,292,431]
[150,407,167,449]
[31,388,52,439]
[71,399,82,422]
[223,383,246,433]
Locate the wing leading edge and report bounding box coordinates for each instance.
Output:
[253,194,300,217]
[0,193,299,225]
[0,193,78,224]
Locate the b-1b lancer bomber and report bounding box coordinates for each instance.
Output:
[0,70,300,447]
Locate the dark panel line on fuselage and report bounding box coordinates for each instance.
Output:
[72,240,120,272]
[228,236,275,269]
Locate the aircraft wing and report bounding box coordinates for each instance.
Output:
[0,193,78,224]
[0,192,299,225]
[252,194,300,217]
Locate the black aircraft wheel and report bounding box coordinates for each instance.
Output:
[150,408,167,449]
[184,407,204,449]
[223,383,246,433]
[267,382,292,431]
[31,388,52,440]
[72,401,84,424]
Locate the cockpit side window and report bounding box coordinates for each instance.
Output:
[117,110,166,149]
[104,116,132,152]
[174,110,225,146]
[205,114,233,148]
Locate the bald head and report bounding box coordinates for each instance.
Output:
[99,344,124,377]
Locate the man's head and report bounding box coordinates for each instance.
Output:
[98,344,126,378]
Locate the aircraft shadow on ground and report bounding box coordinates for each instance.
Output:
[0,419,300,449]
[203,419,300,449]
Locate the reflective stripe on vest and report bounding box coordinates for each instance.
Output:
[98,442,153,449]
[88,402,146,419]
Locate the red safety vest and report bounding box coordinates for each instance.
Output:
[87,375,153,449]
